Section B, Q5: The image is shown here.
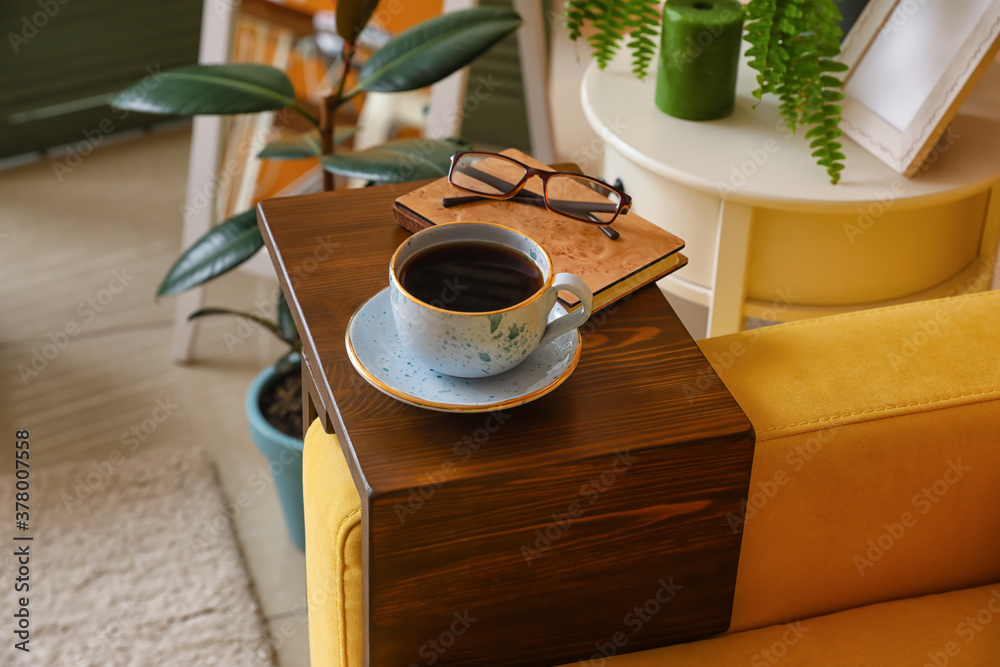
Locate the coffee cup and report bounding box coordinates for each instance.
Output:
[389,222,593,378]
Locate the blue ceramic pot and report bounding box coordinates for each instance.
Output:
[245,357,305,551]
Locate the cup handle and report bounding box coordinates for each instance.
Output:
[538,273,593,347]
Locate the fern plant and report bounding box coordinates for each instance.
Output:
[745,0,847,183]
[566,0,661,78]
[565,0,849,184]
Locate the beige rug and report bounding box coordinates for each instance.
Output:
[0,446,276,666]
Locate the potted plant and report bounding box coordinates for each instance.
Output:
[564,0,848,184]
[111,3,523,549]
[185,294,308,550]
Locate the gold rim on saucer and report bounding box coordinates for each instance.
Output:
[343,291,583,413]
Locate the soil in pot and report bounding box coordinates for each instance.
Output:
[259,368,303,438]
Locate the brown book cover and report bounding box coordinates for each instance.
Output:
[392,148,687,311]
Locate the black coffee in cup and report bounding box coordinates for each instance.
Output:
[399,241,544,313]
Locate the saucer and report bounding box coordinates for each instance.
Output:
[345,288,582,413]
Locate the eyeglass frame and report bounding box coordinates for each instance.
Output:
[445,151,632,226]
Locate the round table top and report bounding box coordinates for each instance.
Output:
[582,53,1000,211]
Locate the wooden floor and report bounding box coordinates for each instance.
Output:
[0,127,310,666]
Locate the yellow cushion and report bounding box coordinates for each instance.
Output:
[304,291,1000,665]
[561,583,1000,666]
[303,419,363,667]
[696,292,1000,632]
[699,291,1000,439]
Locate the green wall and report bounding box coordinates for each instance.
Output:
[0,0,202,159]
[461,0,555,154]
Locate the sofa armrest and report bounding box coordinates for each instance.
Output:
[304,421,363,667]
[696,292,1000,633]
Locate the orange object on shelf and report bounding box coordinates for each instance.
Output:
[268,0,444,32]
[223,0,447,212]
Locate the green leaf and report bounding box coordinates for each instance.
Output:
[157,209,263,297]
[257,127,356,159]
[589,1,626,69]
[320,138,463,182]
[565,0,597,41]
[188,307,287,342]
[623,0,661,79]
[744,0,847,183]
[274,350,301,374]
[277,291,298,344]
[336,0,381,45]
[349,7,521,95]
[112,64,297,117]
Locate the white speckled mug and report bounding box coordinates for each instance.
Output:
[389,222,593,378]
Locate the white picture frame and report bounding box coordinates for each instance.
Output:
[839,0,1000,176]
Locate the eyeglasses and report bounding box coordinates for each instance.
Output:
[444,151,632,239]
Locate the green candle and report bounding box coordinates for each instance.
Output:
[655,0,744,120]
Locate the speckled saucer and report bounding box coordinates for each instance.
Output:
[345,288,582,413]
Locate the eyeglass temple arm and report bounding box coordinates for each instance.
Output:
[442,193,622,214]
[440,194,621,239]
[442,194,547,209]
[454,163,518,194]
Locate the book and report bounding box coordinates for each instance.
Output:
[392,148,687,311]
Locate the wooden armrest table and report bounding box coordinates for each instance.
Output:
[257,182,755,667]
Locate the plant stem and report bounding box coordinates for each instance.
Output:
[188,308,294,346]
[319,100,336,191]
[289,102,320,128]
[320,44,355,192]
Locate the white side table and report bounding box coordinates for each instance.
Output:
[582,54,1000,338]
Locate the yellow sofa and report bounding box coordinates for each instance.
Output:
[303,291,1000,665]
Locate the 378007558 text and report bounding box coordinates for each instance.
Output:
[13,429,32,653]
